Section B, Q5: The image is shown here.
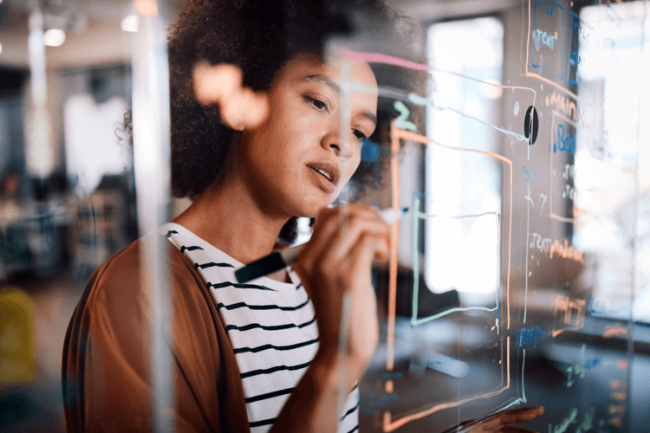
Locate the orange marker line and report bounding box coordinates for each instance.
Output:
[550,213,575,223]
[386,120,400,371]
[508,156,512,330]
[396,130,512,164]
[383,372,510,431]
[382,128,515,431]
[382,326,512,430]
[384,389,509,432]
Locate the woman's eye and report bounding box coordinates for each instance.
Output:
[305,96,327,111]
[353,129,367,140]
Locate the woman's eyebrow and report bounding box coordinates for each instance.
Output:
[301,74,377,125]
[361,111,377,126]
[301,74,341,94]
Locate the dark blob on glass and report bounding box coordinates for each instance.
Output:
[524,105,539,145]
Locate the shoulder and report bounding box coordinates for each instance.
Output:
[63,238,249,432]
[72,236,219,344]
[91,237,201,302]
[65,235,228,373]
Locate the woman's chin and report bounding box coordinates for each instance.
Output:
[292,198,335,219]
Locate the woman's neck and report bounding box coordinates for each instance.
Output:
[172,175,290,266]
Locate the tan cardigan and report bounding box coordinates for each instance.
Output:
[62,238,251,433]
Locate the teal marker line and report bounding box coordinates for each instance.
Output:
[412,306,499,327]
[394,100,417,132]
[431,104,529,143]
[408,92,429,106]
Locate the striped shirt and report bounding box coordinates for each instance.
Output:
[161,223,359,433]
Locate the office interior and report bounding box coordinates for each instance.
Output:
[0,0,649,432]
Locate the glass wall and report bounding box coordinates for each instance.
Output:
[0,1,649,432]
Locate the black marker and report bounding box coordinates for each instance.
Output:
[234,207,409,283]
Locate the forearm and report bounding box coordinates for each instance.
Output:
[269,351,358,433]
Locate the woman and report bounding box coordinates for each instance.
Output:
[62,1,542,432]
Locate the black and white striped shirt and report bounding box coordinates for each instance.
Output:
[162,223,359,433]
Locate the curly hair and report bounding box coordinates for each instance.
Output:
[126,0,426,243]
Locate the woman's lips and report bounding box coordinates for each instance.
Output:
[306,161,340,186]
[308,166,336,193]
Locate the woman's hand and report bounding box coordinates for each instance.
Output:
[292,204,390,383]
[463,407,545,433]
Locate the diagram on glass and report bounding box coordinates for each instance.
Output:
[338,49,536,432]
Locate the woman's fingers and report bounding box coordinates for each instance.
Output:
[345,232,383,279]
[328,215,389,261]
[497,407,544,425]
[304,204,390,265]
[499,427,539,433]
[470,407,544,432]
[293,204,389,371]
[497,413,538,425]
[501,407,544,416]
[294,205,387,356]
[345,233,380,354]
[307,204,371,248]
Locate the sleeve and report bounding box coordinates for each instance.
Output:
[62,241,246,433]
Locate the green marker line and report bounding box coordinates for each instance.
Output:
[412,306,499,326]
[501,349,527,412]
[502,397,525,411]
[344,80,529,143]
[409,198,521,413]
[410,198,499,327]
[501,397,524,412]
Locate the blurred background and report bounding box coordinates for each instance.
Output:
[0,1,186,430]
[0,0,649,432]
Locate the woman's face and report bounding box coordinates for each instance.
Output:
[237,53,378,218]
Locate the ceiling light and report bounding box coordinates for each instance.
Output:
[135,0,158,16]
[44,29,66,47]
[121,15,138,33]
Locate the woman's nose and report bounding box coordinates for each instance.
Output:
[321,129,354,160]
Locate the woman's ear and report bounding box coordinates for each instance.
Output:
[193,63,269,131]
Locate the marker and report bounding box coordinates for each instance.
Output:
[234,207,409,283]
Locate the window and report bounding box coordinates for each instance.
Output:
[425,17,505,301]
